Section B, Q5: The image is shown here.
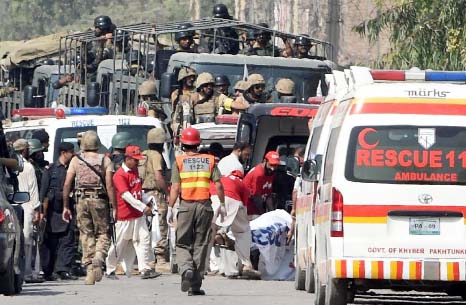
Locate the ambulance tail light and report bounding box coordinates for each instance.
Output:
[330,187,344,237]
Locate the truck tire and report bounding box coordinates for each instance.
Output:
[305,256,315,293]
[314,267,325,305]
[0,256,15,296]
[324,277,347,305]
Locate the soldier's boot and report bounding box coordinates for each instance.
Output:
[92,258,103,282]
[85,265,96,285]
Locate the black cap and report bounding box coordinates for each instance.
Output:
[58,142,75,152]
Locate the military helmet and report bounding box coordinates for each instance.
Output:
[196,72,215,89]
[94,15,113,32]
[138,79,157,96]
[40,58,55,66]
[214,75,230,87]
[254,22,271,39]
[81,130,101,151]
[27,139,44,154]
[175,23,195,42]
[245,29,255,41]
[178,66,197,81]
[245,74,265,91]
[114,29,130,43]
[275,78,295,95]
[147,128,166,144]
[295,34,311,46]
[234,80,248,91]
[111,132,132,150]
[213,3,231,19]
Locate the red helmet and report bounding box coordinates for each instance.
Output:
[180,127,201,145]
[55,108,66,119]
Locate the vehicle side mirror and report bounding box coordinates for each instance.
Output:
[23,85,38,107]
[301,159,318,182]
[7,192,30,205]
[160,72,177,99]
[86,82,101,107]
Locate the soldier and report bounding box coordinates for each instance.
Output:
[239,30,256,54]
[233,80,248,97]
[244,23,280,57]
[171,67,197,108]
[27,139,45,189]
[142,128,169,270]
[92,15,115,69]
[211,4,239,54]
[110,132,132,172]
[167,127,226,296]
[171,67,198,140]
[275,78,297,103]
[40,142,77,281]
[214,75,231,96]
[193,72,216,124]
[62,130,115,285]
[227,74,267,115]
[0,86,16,97]
[139,78,167,122]
[175,23,197,53]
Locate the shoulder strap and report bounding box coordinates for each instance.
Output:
[74,154,107,193]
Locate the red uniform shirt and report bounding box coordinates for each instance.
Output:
[243,164,275,215]
[113,164,143,221]
[221,174,250,204]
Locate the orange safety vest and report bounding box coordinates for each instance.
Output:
[176,153,215,201]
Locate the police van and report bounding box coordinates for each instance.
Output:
[305,67,466,304]
[4,107,173,167]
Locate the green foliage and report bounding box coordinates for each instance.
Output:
[353,0,466,70]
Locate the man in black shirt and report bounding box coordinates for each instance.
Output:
[40,142,77,281]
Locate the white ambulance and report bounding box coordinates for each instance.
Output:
[294,71,347,292]
[3,107,173,167]
[306,67,466,304]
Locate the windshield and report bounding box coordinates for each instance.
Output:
[345,126,466,185]
[54,125,155,160]
[191,63,327,103]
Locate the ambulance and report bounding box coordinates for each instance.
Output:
[294,71,347,292]
[306,67,466,304]
[3,107,173,167]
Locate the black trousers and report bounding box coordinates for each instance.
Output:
[42,227,76,275]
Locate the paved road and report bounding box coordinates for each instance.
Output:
[2,274,465,305]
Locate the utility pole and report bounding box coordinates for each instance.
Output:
[327,0,341,62]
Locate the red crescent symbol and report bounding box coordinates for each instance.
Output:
[358,128,379,149]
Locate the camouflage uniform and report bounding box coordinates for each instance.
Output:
[94,40,114,66]
[0,87,14,98]
[245,42,280,57]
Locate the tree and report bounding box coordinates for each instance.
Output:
[353,0,466,70]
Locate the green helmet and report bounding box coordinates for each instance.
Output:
[111,132,132,150]
[27,139,44,154]
[81,130,101,151]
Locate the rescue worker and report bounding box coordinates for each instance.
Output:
[106,145,160,279]
[142,128,170,270]
[175,23,197,53]
[62,130,115,285]
[110,132,132,172]
[193,72,216,124]
[14,139,43,283]
[275,78,297,103]
[139,78,167,122]
[171,67,198,141]
[40,142,78,281]
[167,127,226,296]
[93,15,115,66]
[243,151,280,220]
[214,75,231,96]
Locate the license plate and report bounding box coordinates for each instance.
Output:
[409,218,440,235]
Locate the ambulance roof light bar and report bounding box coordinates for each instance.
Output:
[12,107,109,119]
[370,69,466,82]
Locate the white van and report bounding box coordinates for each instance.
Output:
[306,67,466,305]
[4,111,173,167]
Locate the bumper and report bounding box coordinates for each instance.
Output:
[331,258,466,281]
[0,232,14,273]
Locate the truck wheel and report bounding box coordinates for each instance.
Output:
[314,267,325,305]
[324,277,348,305]
[305,257,315,293]
[0,256,15,296]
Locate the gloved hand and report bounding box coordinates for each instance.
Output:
[167,206,174,224]
[217,203,227,222]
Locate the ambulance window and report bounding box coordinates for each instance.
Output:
[308,126,323,158]
[345,126,466,185]
[54,127,99,161]
[322,127,341,183]
[116,125,153,150]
